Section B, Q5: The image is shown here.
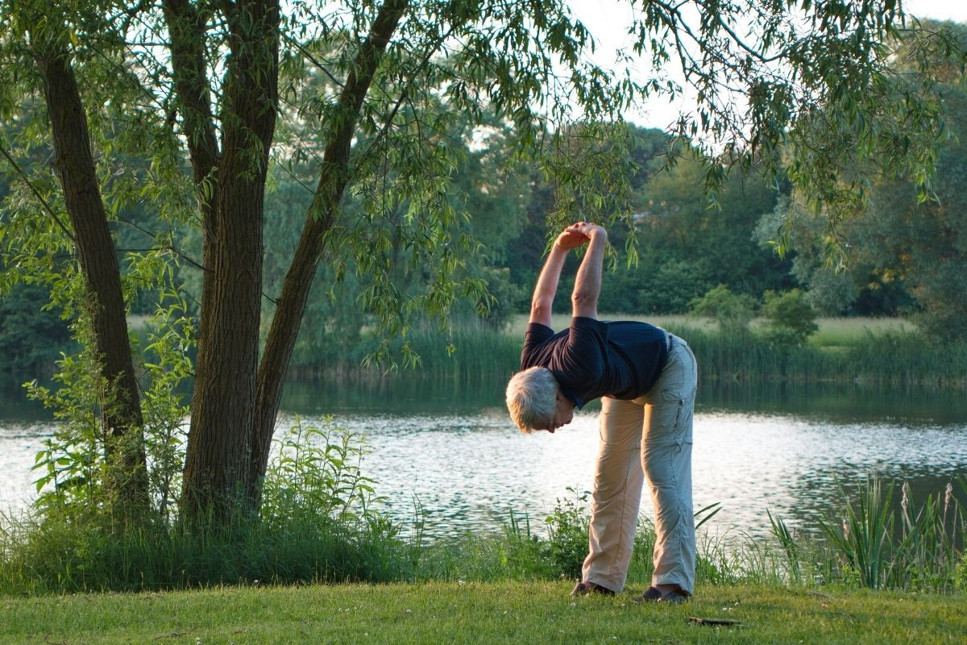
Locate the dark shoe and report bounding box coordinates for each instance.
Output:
[632,586,663,604]
[570,580,615,597]
[657,589,689,604]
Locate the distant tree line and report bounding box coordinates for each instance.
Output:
[5,21,967,378]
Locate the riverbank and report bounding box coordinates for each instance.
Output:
[3,580,965,644]
[285,315,967,389]
[2,316,964,635]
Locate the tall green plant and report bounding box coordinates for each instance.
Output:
[261,417,387,533]
[815,477,966,591]
[542,487,592,580]
[818,478,896,589]
[137,290,195,523]
[26,287,193,525]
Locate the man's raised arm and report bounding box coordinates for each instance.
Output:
[529,223,593,327]
[571,224,607,320]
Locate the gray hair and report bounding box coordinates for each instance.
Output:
[505,366,559,433]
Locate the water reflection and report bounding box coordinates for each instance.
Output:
[282,377,967,540]
[284,376,967,425]
[300,407,967,542]
[702,380,967,425]
[2,377,965,544]
[281,375,508,416]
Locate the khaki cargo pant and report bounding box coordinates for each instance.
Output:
[582,335,698,594]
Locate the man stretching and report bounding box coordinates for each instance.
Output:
[505,221,698,603]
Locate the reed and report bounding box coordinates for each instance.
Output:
[844,331,967,387]
[287,316,967,389]
[405,317,967,388]
[817,478,897,589]
[658,324,967,388]
[768,477,967,592]
[767,509,803,583]
[404,322,521,380]
[895,480,965,590]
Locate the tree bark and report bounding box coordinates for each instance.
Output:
[172,0,282,521]
[250,0,411,504]
[161,0,220,376]
[34,38,150,512]
[167,0,409,518]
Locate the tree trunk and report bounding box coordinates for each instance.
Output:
[167,0,408,519]
[249,0,411,505]
[176,0,281,522]
[161,0,220,383]
[35,39,150,512]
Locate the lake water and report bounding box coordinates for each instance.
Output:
[2,378,966,544]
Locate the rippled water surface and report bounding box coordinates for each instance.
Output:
[2,380,966,542]
[316,408,967,540]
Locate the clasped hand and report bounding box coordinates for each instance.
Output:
[555,221,606,250]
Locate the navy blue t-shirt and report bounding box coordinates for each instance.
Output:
[520,317,668,408]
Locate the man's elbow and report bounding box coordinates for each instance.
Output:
[530,301,552,323]
[571,292,598,318]
[571,290,595,307]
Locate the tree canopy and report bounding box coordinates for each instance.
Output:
[0,0,963,524]
[760,19,967,337]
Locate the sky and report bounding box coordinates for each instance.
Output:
[567,0,967,130]
[903,0,967,22]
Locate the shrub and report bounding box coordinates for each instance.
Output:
[542,487,592,579]
[0,417,410,594]
[761,289,818,345]
[689,284,758,334]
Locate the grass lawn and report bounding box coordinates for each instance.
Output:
[808,317,918,347]
[3,581,965,644]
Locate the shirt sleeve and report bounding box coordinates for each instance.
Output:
[560,317,607,383]
[520,322,554,368]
